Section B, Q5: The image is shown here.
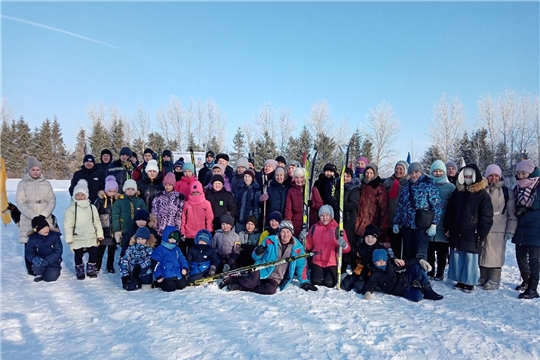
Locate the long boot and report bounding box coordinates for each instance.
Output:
[518,278,539,299]
[87,263,98,278]
[75,264,85,280]
[516,273,530,291]
[483,268,501,290]
[422,282,444,301]
[478,266,489,287]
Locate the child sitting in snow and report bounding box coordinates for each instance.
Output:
[237,216,261,267]
[213,213,241,273]
[25,215,63,282]
[152,226,189,292]
[187,229,220,283]
[64,180,104,280]
[361,248,443,302]
[94,175,119,273]
[119,227,155,291]
[122,209,159,257]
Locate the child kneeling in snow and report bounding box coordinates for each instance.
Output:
[213,213,241,273]
[25,215,63,282]
[361,249,443,301]
[152,226,189,292]
[119,227,155,291]
[187,229,220,283]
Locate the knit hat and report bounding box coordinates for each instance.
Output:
[372,249,388,270]
[220,212,235,226]
[323,163,337,173]
[120,147,132,157]
[264,159,278,171]
[162,150,172,158]
[211,174,224,185]
[135,227,150,241]
[246,216,258,226]
[216,153,230,162]
[279,219,294,234]
[134,209,150,222]
[168,230,180,242]
[174,160,184,170]
[485,164,502,178]
[357,156,369,166]
[145,159,159,173]
[143,148,154,156]
[26,156,42,172]
[104,175,119,192]
[248,158,255,167]
[212,163,225,173]
[408,162,424,175]
[446,161,458,171]
[163,172,176,187]
[183,163,195,173]
[191,181,204,194]
[268,211,283,224]
[395,160,409,174]
[319,204,334,218]
[101,149,113,159]
[430,160,447,176]
[275,155,287,164]
[31,215,49,233]
[195,229,212,245]
[244,169,256,180]
[83,154,96,164]
[345,167,354,177]
[235,157,249,170]
[206,150,215,158]
[288,160,300,168]
[365,163,379,178]
[364,224,379,239]
[131,152,138,161]
[516,159,535,174]
[73,179,89,198]
[123,179,137,192]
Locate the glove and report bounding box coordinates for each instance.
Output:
[180,235,186,243]
[114,232,122,243]
[364,291,373,300]
[307,200,313,207]
[254,245,267,256]
[121,276,130,288]
[222,264,231,273]
[299,230,307,242]
[337,237,348,249]
[427,224,437,237]
[32,257,47,267]
[209,265,216,276]
[300,282,318,292]
[259,193,269,202]
[393,225,400,234]
[504,233,513,241]
[419,259,432,272]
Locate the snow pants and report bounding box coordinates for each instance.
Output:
[233,271,279,295]
[310,264,337,288]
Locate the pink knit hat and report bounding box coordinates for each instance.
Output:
[516,159,535,174]
[163,172,176,187]
[484,164,502,178]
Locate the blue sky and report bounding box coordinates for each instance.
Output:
[2,1,538,161]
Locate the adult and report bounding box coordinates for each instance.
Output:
[234,169,261,233]
[132,148,155,181]
[215,153,234,183]
[512,159,540,299]
[161,150,173,174]
[96,149,113,174]
[259,167,290,227]
[16,157,56,274]
[285,160,300,187]
[275,155,287,168]
[478,164,516,290]
[383,160,409,258]
[137,159,164,213]
[173,159,184,182]
[313,163,341,221]
[130,152,139,167]
[445,163,493,292]
[231,156,249,194]
[204,164,232,192]
[355,156,369,180]
[198,150,215,186]
[69,154,104,204]
[107,146,135,192]
[204,174,237,232]
[342,167,360,272]
[446,161,458,185]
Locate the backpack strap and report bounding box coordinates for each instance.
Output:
[501,186,509,215]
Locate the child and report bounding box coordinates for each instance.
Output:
[119,227,155,291]
[234,169,261,233]
[152,172,185,237]
[213,213,241,272]
[64,179,104,280]
[187,229,220,283]
[94,175,118,273]
[361,249,443,302]
[112,179,147,257]
[121,209,159,256]
[175,163,198,200]
[237,216,261,267]
[181,181,214,256]
[25,215,63,282]
[258,211,282,245]
[152,226,189,292]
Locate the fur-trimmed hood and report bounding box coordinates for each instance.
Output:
[457,177,489,193]
[128,233,157,248]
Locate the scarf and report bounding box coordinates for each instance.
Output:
[162,242,177,250]
[515,177,540,207]
[388,178,400,199]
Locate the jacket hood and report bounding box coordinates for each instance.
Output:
[457,177,489,193]
[457,163,483,185]
[345,178,361,191]
[161,225,180,243]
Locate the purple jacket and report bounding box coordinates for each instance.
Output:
[151,190,185,236]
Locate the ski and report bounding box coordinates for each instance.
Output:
[337,143,350,290]
[189,147,196,176]
[300,151,310,246]
[189,252,316,287]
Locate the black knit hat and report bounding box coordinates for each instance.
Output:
[215,153,229,162]
[143,148,154,156]
[364,224,379,239]
[83,154,96,164]
[323,163,337,173]
[120,147,132,157]
[206,150,215,158]
[275,155,287,164]
[134,209,149,222]
[32,215,49,233]
[211,174,225,184]
[345,167,354,177]
[162,150,172,158]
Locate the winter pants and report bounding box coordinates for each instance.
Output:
[341,274,365,293]
[388,229,403,259]
[32,265,61,282]
[427,242,449,277]
[237,245,256,267]
[401,227,429,260]
[516,244,540,282]
[157,277,188,292]
[447,249,479,286]
[179,238,194,258]
[401,264,428,302]
[310,264,337,288]
[97,244,116,271]
[188,269,211,284]
[74,247,99,266]
[233,271,279,295]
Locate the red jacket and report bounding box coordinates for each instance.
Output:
[284,183,323,237]
[175,176,198,201]
[181,194,214,238]
[306,219,350,268]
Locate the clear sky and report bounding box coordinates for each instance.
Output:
[2,1,538,162]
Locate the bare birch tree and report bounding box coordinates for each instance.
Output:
[206,99,227,152]
[254,102,275,141]
[335,117,350,147]
[429,93,466,162]
[497,90,519,168]
[365,101,400,171]
[307,99,333,137]
[277,107,296,154]
[477,93,498,160]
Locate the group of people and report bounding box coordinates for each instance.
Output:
[16,146,540,300]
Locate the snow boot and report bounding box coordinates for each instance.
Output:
[483,268,501,290]
[516,273,529,291]
[461,284,474,293]
[75,264,85,280]
[477,266,489,287]
[34,275,43,282]
[518,278,539,299]
[455,282,465,289]
[87,263,98,278]
[422,282,443,301]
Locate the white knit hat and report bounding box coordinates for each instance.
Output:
[73,179,89,198]
[123,179,137,192]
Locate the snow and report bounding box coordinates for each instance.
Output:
[2,180,539,359]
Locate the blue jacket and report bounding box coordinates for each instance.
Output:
[253,235,308,291]
[25,230,63,268]
[512,168,540,247]
[234,181,261,224]
[187,243,220,276]
[152,226,189,280]
[120,243,154,278]
[265,180,290,221]
[394,175,442,229]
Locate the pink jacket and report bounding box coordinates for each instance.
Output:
[306,219,350,268]
[181,193,214,238]
[175,176,198,201]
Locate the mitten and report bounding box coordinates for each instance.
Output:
[32,257,47,267]
[114,232,122,243]
[223,264,231,273]
[180,235,186,243]
[209,265,216,276]
[337,237,348,249]
[393,225,400,234]
[254,245,266,256]
[426,224,437,237]
[300,282,318,292]
[364,291,373,300]
[419,259,432,272]
[259,193,269,202]
[504,233,513,241]
[299,230,307,242]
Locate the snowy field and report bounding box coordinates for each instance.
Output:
[1,179,539,359]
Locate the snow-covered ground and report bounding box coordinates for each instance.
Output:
[1,179,539,359]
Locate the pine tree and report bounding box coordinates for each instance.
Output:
[287,125,313,164]
[186,133,197,152]
[35,119,54,178]
[313,132,337,174]
[165,139,179,152]
[109,117,125,157]
[147,132,166,154]
[50,117,69,179]
[131,138,146,159]
[231,127,246,162]
[1,119,15,176]
[456,131,472,165]
[70,128,87,177]
[13,116,32,176]
[495,141,510,179]
[421,145,444,172]
[361,139,374,163]
[254,131,277,168]
[89,118,110,156]
[348,128,362,165]
[469,128,493,172]
[208,136,220,154]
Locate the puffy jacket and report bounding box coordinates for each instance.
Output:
[64,199,104,251]
[111,193,147,234]
[283,183,323,238]
[343,179,360,244]
[383,175,409,229]
[204,187,236,231]
[25,229,63,268]
[430,178,455,243]
[181,195,214,238]
[313,173,341,219]
[234,181,261,224]
[152,226,189,279]
[175,176,198,201]
[238,230,261,246]
[151,190,184,236]
[137,173,164,213]
[94,190,115,239]
[264,179,290,223]
[188,238,220,276]
[69,165,104,204]
[212,228,241,258]
[306,219,351,268]
[106,159,134,192]
[119,243,154,278]
[512,168,540,247]
[355,176,388,244]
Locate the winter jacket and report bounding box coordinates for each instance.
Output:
[94,190,116,241]
[64,199,104,251]
[306,219,351,268]
[512,168,540,247]
[16,173,56,244]
[355,176,389,244]
[69,165,104,204]
[257,227,280,246]
[25,229,63,268]
[124,223,159,249]
[230,172,245,195]
[234,181,261,225]
[203,165,235,188]
[394,175,443,230]
[119,240,155,278]
[204,175,232,193]
[444,165,494,254]
[187,242,220,277]
[175,175,198,201]
[111,193,147,235]
[181,194,214,238]
[343,179,360,244]
[382,175,409,232]
[161,160,173,175]
[152,226,189,279]
[264,180,290,223]
[283,183,323,238]
[238,229,261,246]
[480,181,517,267]
[255,235,309,290]
[314,173,341,219]
[151,190,185,236]
[212,228,241,258]
[430,178,456,243]
[352,238,386,279]
[198,163,213,187]
[204,187,236,231]
[107,159,134,192]
[137,173,164,213]
[361,253,412,297]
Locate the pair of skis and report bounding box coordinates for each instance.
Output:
[300,149,318,246]
[337,143,350,290]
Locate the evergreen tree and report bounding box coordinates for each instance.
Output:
[13,116,32,176]
[147,132,166,154]
[89,118,110,156]
[1,119,15,176]
[361,139,374,164]
[69,128,87,177]
[165,139,179,152]
[313,132,337,174]
[456,131,472,165]
[109,117,125,157]
[421,145,444,172]
[254,131,277,168]
[349,128,362,163]
[208,136,220,155]
[287,125,313,165]
[469,128,493,172]
[131,138,146,158]
[495,141,510,179]
[231,127,246,162]
[35,119,54,178]
[50,117,69,179]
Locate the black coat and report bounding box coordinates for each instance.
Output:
[344,179,360,243]
[137,173,164,213]
[69,165,105,204]
[265,180,290,220]
[107,159,134,192]
[204,188,237,231]
[314,173,341,218]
